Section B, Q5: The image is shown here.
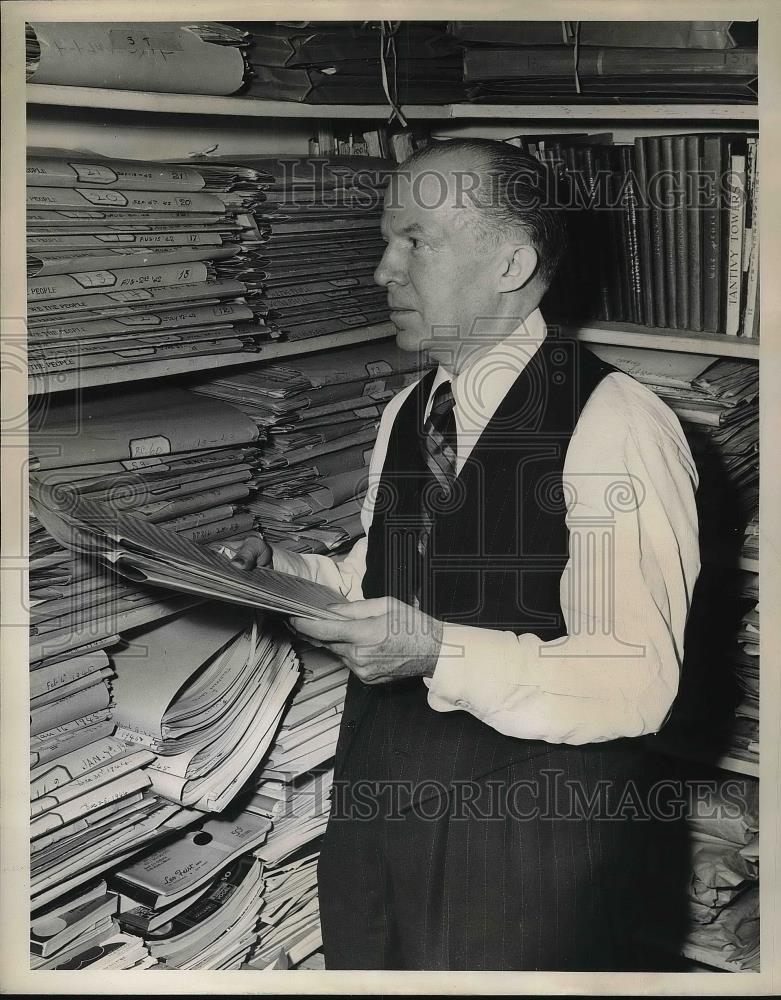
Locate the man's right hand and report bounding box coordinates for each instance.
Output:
[223,532,272,571]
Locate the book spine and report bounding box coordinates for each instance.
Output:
[725,152,747,335]
[580,146,611,322]
[621,146,643,325]
[660,137,679,329]
[685,135,703,332]
[672,136,690,330]
[701,135,723,332]
[633,137,655,326]
[644,137,667,328]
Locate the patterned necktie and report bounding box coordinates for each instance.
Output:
[413,380,457,609]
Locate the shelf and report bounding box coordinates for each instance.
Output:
[559,321,760,359]
[26,85,451,120]
[27,322,396,395]
[450,103,758,122]
[27,85,758,123]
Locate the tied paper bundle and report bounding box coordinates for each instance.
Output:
[26,22,250,95]
[30,882,157,971]
[187,155,394,343]
[194,339,426,554]
[241,21,465,104]
[28,385,264,667]
[113,806,272,969]
[110,606,300,812]
[451,20,757,103]
[29,476,347,620]
[26,149,273,387]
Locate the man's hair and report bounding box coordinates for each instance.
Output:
[401,138,568,287]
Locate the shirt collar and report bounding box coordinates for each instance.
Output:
[427,308,547,439]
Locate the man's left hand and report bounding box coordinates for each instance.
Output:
[289,597,443,685]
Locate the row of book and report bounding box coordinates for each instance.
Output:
[535,132,759,338]
[194,340,425,554]
[27,20,757,107]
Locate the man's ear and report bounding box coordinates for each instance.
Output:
[499,244,538,293]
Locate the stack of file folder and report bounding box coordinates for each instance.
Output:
[452,20,757,103]
[194,339,425,554]
[28,385,264,663]
[227,155,393,341]
[26,149,272,387]
[242,21,464,104]
[589,346,758,553]
[27,21,250,95]
[243,644,348,967]
[732,572,759,767]
[110,606,300,812]
[113,805,272,969]
[31,883,157,970]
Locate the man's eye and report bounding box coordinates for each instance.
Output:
[410,238,422,249]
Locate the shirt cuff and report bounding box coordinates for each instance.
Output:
[270,544,312,579]
[424,623,537,716]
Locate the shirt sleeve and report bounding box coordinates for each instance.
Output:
[425,373,701,744]
[269,377,422,602]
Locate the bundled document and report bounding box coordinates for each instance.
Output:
[27,22,250,95]
[111,606,300,811]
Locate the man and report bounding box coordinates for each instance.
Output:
[231,139,700,970]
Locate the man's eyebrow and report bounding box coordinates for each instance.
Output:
[381,220,432,239]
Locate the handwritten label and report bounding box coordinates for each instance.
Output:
[129,435,172,458]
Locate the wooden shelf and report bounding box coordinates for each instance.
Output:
[559,321,760,359]
[27,85,758,123]
[27,322,396,395]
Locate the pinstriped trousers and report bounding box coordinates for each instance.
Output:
[317,744,651,970]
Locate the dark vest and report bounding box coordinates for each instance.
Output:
[333,335,629,790]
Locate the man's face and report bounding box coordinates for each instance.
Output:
[374,158,504,366]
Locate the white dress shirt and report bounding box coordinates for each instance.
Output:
[272,308,700,745]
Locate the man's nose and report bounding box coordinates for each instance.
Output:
[374,245,406,288]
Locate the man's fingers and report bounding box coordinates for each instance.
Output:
[325,597,393,620]
[289,615,374,644]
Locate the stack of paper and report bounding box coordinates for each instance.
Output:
[26,149,272,385]
[27,22,249,95]
[187,155,393,342]
[685,778,760,969]
[731,572,759,766]
[113,806,272,969]
[28,385,263,664]
[247,848,323,969]
[31,733,201,912]
[31,883,156,970]
[589,346,758,552]
[242,22,464,104]
[110,606,300,812]
[195,339,425,553]
[241,644,347,968]
[641,774,759,969]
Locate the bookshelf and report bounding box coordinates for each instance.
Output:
[27,85,760,123]
[24,60,761,976]
[27,322,397,395]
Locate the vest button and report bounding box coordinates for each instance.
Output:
[345,720,356,732]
